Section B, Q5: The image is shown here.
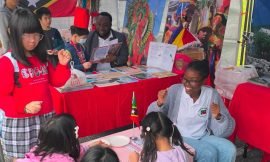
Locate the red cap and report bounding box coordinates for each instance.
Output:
[74,7,90,29]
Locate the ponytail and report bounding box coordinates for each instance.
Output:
[140,132,157,162]
[172,125,194,156]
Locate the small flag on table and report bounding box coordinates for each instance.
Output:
[130,92,140,127]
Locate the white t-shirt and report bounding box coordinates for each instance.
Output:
[96,32,114,71]
[176,86,213,139]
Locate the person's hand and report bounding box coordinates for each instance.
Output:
[89,139,110,148]
[157,89,168,106]
[25,101,43,114]
[58,49,71,65]
[129,151,139,162]
[211,103,221,119]
[82,62,92,69]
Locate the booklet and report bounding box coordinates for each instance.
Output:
[147,42,177,71]
[93,78,120,87]
[131,73,153,80]
[117,76,138,84]
[92,42,122,62]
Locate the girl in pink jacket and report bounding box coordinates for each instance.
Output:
[16,114,89,162]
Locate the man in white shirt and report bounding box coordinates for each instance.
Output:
[85,12,129,71]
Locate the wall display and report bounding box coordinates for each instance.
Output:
[244,0,270,76]
[123,0,166,66]
[163,0,231,85]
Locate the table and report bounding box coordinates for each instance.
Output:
[50,75,180,137]
[229,83,270,154]
[81,127,194,162]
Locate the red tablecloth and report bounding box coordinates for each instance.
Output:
[50,76,180,137]
[229,83,270,153]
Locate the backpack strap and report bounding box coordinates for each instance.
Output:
[4,52,19,72]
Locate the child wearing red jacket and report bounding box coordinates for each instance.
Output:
[0,8,71,161]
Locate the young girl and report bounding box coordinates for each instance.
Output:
[81,145,119,162]
[0,8,71,161]
[129,112,194,162]
[16,114,91,162]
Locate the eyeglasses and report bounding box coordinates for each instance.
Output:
[182,77,203,86]
[22,33,44,41]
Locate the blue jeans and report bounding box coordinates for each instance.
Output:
[184,135,236,162]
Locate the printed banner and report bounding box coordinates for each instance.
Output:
[163,0,230,85]
[245,0,270,75]
[123,0,166,66]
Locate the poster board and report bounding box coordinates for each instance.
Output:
[146,42,177,71]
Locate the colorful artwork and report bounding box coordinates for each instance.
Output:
[163,0,230,86]
[244,0,270,76]
[123,0,166,66]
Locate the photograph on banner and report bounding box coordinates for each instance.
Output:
[244,0,270,76]
[122,0,166,66]
[162,0,230,86]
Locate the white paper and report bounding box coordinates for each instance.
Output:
[93,46,110,61]
[147,42,177,71]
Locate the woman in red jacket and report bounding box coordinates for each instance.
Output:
[0,8,71,161]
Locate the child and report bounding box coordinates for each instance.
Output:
[65,25,92,72]
[129,112,194,162]
[81,145,120,162]
[0,8,71,161]
[16,114,87,162]
[36,7,65,66]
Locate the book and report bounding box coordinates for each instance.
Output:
[248,75,270,87]
[56,83,94,93]
[134,65,166,74]
[152,71,178,78]
[93,78,120,87]
[114,66,142,75]
[91,42,122,62]
[117,76,138,84]
[131,73,153,80]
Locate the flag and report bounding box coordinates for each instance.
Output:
[172,28,200,50]
[130,92,140,127]
[19,0,77,17]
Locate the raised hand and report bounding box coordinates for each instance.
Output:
[25,101,43,114]
[211,103,221,119]
[157,89,168,106]
[57,49,71,66]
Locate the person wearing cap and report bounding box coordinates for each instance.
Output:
[65,7,92,72]
[85,12,129,71]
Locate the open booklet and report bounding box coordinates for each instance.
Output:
[91,42,122,63]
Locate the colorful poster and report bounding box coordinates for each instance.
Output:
[163,0,230,86]
[123,0,166,66]
[245,0,270,75]
[19,0,77,17]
